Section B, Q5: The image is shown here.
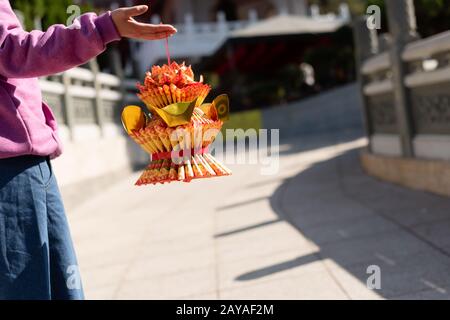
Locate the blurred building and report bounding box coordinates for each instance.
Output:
[131,1,350,73]
[78,0,354,111]
[82,1,348,66]
[85,0,308,22]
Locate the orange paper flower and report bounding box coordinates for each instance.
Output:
[122,61,232,186]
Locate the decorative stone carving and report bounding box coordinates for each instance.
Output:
[73,97,96,124]
[102,100,121,123]
[42,92,65,124]
[411,85,450,134]
[368,94,398,134]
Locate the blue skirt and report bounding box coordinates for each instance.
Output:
[0,155,84,300]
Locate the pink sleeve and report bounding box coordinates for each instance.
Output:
[0,1,121,79]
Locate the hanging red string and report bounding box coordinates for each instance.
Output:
[159,21,171,65]
[165,35,171,65]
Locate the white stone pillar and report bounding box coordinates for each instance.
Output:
[339,3,351,22]
[173,0,184,23]
[311,5,320,18]
[151,14,161,24]
[185,13,194,38]
[248,9,258,23]
[192,0,212,22]
[289,0,308,16]
[271,0,289,15]
[174,0,193,23]
[217,11,228,34]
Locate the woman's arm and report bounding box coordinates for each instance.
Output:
[0,3,176,79]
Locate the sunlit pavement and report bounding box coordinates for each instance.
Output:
[65,130,450,300]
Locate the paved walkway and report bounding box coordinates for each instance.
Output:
[64,131,450,300]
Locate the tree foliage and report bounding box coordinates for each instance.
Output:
[366,0,450,37]
[310,0,450,37]
[308,0,367,16]
[11,0,93,31]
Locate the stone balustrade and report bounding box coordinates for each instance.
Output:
[356,0,450,161]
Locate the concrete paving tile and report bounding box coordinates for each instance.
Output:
[217,222,316,264]
[347,187,437,215]
[124,247,215,281]
[282,188,347,209]
[75,232,143,260]
[219,271,348,300]
[281,202,373,229]
[321,261,383,300]
[298,214,400,245]
[340,184,394,204]
[392,287,450,300]
[140,234,213,258]
[319,229,433,268]
[382,206,450,228]
[140,218,215,243]
[115,267,216,300]
[215,216,283,240]
[80,263,128,292]
[283,183,343,202]
[84,284,118,300]
[412,219,450,249]
[326,251,450,299]
[175,292,218,300]
[77,243,138,269]
[215,201,278,234]
[218,249,326,290]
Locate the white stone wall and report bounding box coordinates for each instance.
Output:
[40,66,147,188]
[52,124,147,188]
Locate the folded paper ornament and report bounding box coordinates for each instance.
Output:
[122,62,232,186]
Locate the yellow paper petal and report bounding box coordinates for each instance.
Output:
[199,103,219,121]
[152,100,197,127]
[121,106,146,134]
[212,94,230,121]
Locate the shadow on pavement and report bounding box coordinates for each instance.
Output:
[237,149,450,299]
[216,196,269,212]
[236,253,322,281]
[214,218,283,238]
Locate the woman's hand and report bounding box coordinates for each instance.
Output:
[111,5,177,40]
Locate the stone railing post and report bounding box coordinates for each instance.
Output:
[339,3,351,22]
[62,73,75,140]
[248,9,258,23]
[353,16,377,151]
[110,45,127,108]
[311,5,320,18]
[217,11,228,34]
[185,13,194,38]
[89,59,105,135]
[386,0,418,157]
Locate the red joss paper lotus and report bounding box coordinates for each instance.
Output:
[122,62,231,186]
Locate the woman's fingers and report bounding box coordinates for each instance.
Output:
[122,5,149,18]
[141,32,174,40]
[130,27,176,39]
[112,6,177,40]
[132,21,177,35]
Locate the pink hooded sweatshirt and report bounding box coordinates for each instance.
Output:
[0,0,121,159]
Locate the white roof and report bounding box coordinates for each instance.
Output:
[232,15,348,38]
